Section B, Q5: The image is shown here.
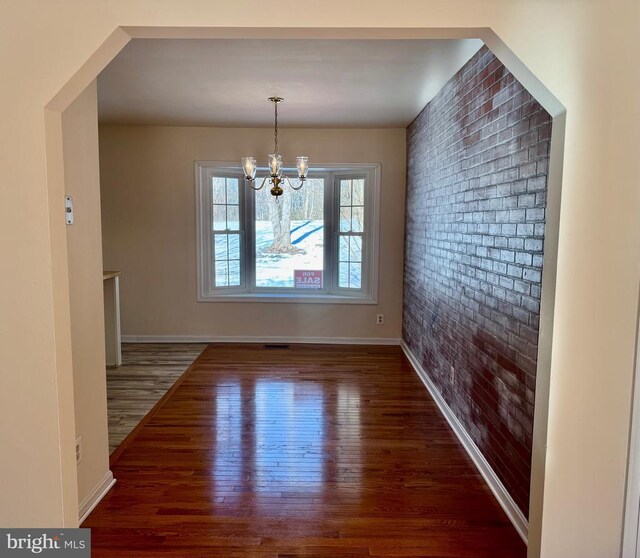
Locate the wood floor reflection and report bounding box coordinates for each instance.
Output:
[85,343,526,557]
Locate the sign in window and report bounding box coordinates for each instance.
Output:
[294,270,323,289]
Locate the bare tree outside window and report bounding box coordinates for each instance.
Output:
[264,191,302,254]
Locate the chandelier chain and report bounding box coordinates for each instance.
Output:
[274,101,278,155]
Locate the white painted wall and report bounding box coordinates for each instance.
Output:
[99,125,406,341]
[62,81,111,512]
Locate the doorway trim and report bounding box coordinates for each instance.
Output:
[45,27,565,556]
[621,288,640,558]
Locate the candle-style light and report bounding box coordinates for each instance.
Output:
[241,97,308,199]
[241,156,257,181]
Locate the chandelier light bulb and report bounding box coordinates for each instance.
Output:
[268,154,282,177]
[296,156,309,179]
[241,156,257,180]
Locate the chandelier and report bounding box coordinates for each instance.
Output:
[241,97,309,199]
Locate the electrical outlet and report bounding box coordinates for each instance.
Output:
[376,314,384,325]
[75,437,82,464]
[450,366,455,386]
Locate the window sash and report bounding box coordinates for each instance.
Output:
[333,172,370,296]
[198,169,247,295]
[210,175,243,289]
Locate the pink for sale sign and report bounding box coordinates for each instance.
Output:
[294,270,323,289]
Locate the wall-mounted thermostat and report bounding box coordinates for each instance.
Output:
[65,195,74,225]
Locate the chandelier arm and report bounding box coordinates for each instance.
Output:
[285,175,304,191]
[246,175,269,191]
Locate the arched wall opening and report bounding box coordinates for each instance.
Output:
[44,26,565,558]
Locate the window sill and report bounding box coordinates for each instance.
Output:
[197,292,377,305]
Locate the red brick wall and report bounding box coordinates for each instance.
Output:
[403,45,551,517]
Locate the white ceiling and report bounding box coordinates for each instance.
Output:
[98,38,483,128]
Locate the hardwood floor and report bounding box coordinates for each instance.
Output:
[87,343,526,557]
[107,343,207,453]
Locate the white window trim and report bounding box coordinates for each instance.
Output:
[195,161,380,304]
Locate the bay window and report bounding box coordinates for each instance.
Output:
[196,162,379,303]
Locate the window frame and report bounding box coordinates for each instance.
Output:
[196,161,380,304]
[333,171,371,295]
[196,166,248,296]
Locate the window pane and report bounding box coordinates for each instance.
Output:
[212,177,227,204]
[339,206,351,232]
[338,262,349,288]
[349,262,362,289]
[255,177,325,288]
[352,179,364,205]
[228,234,240,260]
[352,206,364,232]
[226,178,239,205]
[340,179,352,206]
[212,177,240,231]
[213,233,241,287]
[350,236,362,262]
[213,205,226,230]
[214,234,228,261]
[215,261,229,287]
[228,260,241,286]
[339,236,350,262]
[226,205,240,231]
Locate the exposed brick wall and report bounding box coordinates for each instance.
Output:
[402,46,551,517]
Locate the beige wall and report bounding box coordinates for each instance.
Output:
[0,3,639,556]
[62,82,111,511]
[99,126,406,340]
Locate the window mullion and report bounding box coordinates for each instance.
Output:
[243,175,252,293]
[325,171,336,295]
[204,172,214,295]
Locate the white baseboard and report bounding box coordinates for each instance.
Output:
[400,340,528,544]
[121,334,401,346]
[78,471,115,525]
